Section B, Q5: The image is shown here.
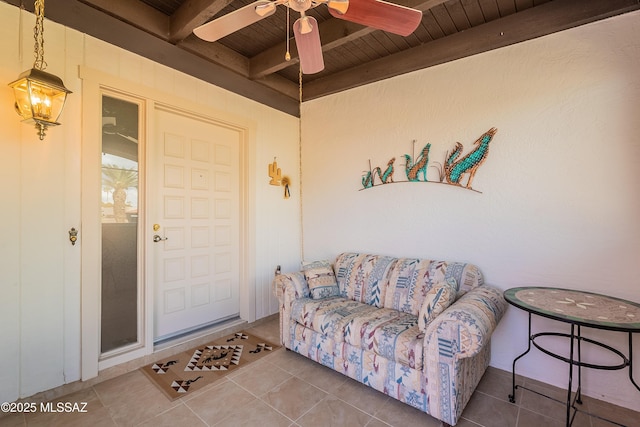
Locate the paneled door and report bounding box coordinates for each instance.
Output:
[151,106,241,341]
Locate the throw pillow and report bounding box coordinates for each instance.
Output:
[284,271,310,299]
[302,260,340,299]
[418,277,458,331]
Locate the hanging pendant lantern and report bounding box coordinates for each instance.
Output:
[8,0,71,140]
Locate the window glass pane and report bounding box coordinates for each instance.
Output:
[101,95,139,354]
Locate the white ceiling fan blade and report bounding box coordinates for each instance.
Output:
[193,1,277,42]
[293,16,324,74]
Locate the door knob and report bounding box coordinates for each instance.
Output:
[153,235,168,242]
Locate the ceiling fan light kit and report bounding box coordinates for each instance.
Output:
[297,15,314,34]
[290,0,313,12]
[255,2,277,16]
[326,0,349,14]
[193,0,423,75]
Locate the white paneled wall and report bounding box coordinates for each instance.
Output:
[0,1,300,403]
[254,121,302,319]
[0,5,22,405]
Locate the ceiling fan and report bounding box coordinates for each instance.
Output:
[193,0,423,74]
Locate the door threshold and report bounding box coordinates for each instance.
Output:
[153,316,247,353]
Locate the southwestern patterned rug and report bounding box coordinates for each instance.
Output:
[141,331,280,400]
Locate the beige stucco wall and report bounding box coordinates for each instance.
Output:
[300,10,640,411]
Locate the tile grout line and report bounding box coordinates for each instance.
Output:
[281,360,405,426]
[222,358,299,425]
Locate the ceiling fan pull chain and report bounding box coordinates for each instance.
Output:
[285,5,291,61]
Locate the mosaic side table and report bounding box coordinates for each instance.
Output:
[504,287,640,427]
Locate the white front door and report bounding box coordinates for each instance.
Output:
[151,106,241,341]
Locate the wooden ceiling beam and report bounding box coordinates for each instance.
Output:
[178,35,299,98]
[179,35,251,76]
[403,0,449,13]
[169,0,235,43]
[302,0,640,100]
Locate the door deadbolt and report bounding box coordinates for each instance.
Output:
[69,227,78,245]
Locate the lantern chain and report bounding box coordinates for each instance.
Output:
[33,0,47,70]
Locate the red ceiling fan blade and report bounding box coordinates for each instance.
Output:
[193,0,277,42]
[328,0,422,37]
[293,17,325,74]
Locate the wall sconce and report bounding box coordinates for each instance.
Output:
[8,0,71,140]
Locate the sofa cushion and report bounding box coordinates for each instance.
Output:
[384,258,482,315]
[343,307,424,370]
[303,260,340,299]
[384,258,431,315]
[418,278,457,331]
[334,253,397,307]
[292,296,380,343]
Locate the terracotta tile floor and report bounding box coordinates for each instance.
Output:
[1,316,638,426]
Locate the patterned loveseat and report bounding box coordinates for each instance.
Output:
[273,252,507,426]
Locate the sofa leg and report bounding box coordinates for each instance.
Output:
[442,423,452,427]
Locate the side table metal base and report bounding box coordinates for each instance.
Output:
[509,312,637,427]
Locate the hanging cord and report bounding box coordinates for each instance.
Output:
[18,1,24,63]
[299,64,303,104]
[298,66,304,261]
[33,0,47,70]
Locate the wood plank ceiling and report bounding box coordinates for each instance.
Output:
[4,0,639,116]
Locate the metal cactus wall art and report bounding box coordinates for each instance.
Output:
[360,127,498,193]
[268,158,282,185]
[268,158,291,199]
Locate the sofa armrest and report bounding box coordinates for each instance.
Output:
[424,285,507,358]
[423,285,506,424]
[272,271,309,348]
